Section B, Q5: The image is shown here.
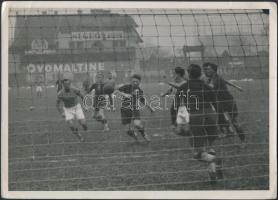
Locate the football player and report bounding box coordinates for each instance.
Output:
[165,64,223,184]
[105,71,116,111]
[56,76,87,142]
[202,62,245,142]
[116,74,154,142]
[161,67,187,130]
[87,72,110,131]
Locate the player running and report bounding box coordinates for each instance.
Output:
[164,64,223,185]
[116,74,153,142]
[56,76,87,142]
[87,72,110,131]
[202,62,245,142]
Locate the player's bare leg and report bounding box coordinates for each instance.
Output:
[134,120,150,142]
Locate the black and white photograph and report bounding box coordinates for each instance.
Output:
[1,1,277,199]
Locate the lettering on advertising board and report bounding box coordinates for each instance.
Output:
[71,31,124,41]
[26,62,105,73]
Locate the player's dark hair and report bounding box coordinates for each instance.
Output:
[203,62,218,72]
[132,74,141,81]
[174,67,185,77]
[187,64,202,79]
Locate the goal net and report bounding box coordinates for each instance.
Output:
[8,8,269,190]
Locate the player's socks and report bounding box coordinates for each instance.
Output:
[138,128,150,142]
[218,127,227,138]
[208,162,217,185]
[70,127,84,142]
[104,123,110,131]
[100,118,110,131]
[234,123,244,133]
[215,158,224,179]
[233,122,245,142]
[238,133,245,142]
[82,124,88,131]
[127,130,134,136]
[127,130,137,139]
[70,126,76,133]
[102,119,107,124]
[76,129,84,142]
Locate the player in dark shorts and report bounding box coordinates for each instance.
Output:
[56,77,87,142]
[116,74,153,142]
[87,72,110,131]
[202,62,245,142]
[165,64,223,184]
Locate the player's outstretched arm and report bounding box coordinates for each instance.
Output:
[75,89,84,100]
[162,75,186,89]
[114,89,132,98]
[165,80,186,89]
[160,87,173,97]
[224,80,243,92]
[114,84,132,98]
[86,83,96,94]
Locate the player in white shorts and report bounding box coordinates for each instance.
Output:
[56,78,88,142]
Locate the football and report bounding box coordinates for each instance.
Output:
[103,82,115,94]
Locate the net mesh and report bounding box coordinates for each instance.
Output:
[8,8,269,190]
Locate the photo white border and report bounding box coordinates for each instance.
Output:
[1,1,277,199]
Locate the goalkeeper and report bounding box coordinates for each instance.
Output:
[164,64,223,184]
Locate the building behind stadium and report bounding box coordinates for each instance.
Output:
[9,9,143,87]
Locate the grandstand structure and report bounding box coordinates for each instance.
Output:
[9,9,143,87]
